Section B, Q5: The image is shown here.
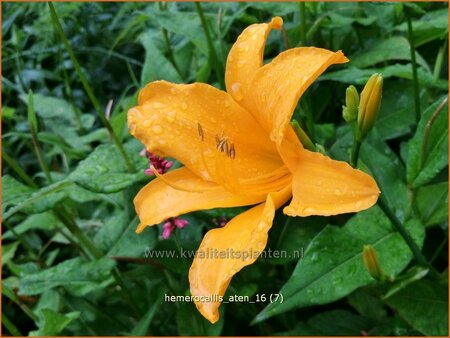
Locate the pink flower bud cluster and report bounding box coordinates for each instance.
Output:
[212,216,229,227]
[162,217,189,239]
[144,152,173,176]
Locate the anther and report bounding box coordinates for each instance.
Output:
[197,123,204,141]
[228,143,236,159]
[216,137,228,152]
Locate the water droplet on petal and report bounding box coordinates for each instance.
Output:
[231,82,243,101]
[152,125,162,134]
[224,100,231,108]
[166,111,176,122]
[143,119,152,127]
[334,188,344,195]
[181,102,188,110]
[128,124,136,135]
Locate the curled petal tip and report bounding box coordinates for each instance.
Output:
[270,17,283,30]
[135,223,145,234]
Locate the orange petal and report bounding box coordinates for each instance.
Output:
[134,167,267,233]
[284,150,380,217]
[189,185,292,323]
[128,81,283,186]
[249,47,348,144]
[225,17,283,110]
[276,124,303,173]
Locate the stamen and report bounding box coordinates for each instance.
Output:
[228,143,236,159]
[197,123,204,141]
[216,136,228,152]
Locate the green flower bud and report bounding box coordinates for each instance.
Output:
[363,245,384,281]
[357,74,383,140]
[290,120,315,151]
[342,85,359,122]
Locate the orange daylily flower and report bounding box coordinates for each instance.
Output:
[128,17,380,323]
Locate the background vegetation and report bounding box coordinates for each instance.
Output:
[2,1,448,336]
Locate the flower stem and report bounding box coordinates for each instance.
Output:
[28,90,53,183]
[406,12,421,123]
[299,2,307,46]
[158,2,182,78]
[48,2,134,172]
[350,139,362,167]
[2,313,23,336]
[377,197,440,279]
[195,2,224,89]
[54,206,103,260]
[2,149,38,188]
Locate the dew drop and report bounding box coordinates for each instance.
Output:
[143,119,152,127]
[231,82,243,101]
[128,124,136,135]
[224,100,231,108]
[152,125,162,134]
[181,102,188,110]
[334,188,345,195]
[166,111,176,122]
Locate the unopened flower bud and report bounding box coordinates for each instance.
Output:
[342,85,359,122]
[357,74,383,140]
[290,120,315,151]
[362,245,384,281]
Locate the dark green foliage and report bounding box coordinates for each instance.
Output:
[2,1,448,336]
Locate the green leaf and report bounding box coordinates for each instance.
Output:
[107,217,158,258]
[147,12,208,54]
[2,177,73,220]
[350,36,429,71]
[3,212,62,240]
[19,257,116,296]
[176,299,224,336]
[94,209,129,252]
[416,182,448,226]
[2,242,19,267]
[361,135,408,220]
[266,216,327,265]
[27,90,38,132]
[253,207,425,323]
[19,93,77,122]
[2,175,35,214]
[2,106,16,119]
[373,81,425,140]
[275,309,374,336]
[348,289,387,321]
[385,279,448,336]
[139,31,183,85]
[33,289,62,314]
[321,64,448,90]
[407,97,448,188]
[110,110,128,141]
[306,309,374,335]
[30,309,80,336]
[394,8,448,46]
[129,288,166,336]
[69,143,147,193]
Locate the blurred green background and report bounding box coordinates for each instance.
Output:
[2,1,448,336]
